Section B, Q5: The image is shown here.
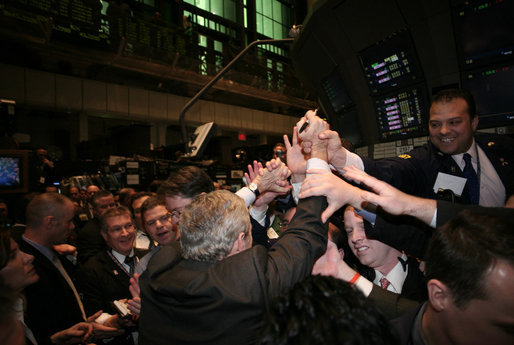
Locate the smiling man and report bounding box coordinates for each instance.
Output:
[76,206,146,319]
[344,206,426,302]
[304,89,514,206]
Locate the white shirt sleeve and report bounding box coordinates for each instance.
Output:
[354,276,374,297]
[249,205,268,227]
[235,187,256,208]
[341,151,365,173]
[429,208,438,228]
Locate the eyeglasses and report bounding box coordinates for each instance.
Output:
[170,209,182,222]
[108,223,134,233]
[145,213,172,227]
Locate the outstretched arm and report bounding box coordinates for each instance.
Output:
[343,166,436,226]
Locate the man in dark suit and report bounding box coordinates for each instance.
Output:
[77,206,145,316]
[302,89,514,207]
[76,190,116,265]
[392,211,514,345]
[77,206,142,345]
[138,118,362,345]
[19,193,123,344]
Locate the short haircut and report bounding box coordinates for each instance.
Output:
[431,88,476,120]
[425,211,514,308]
[118,188,135,204]
[130,192,155,211]
[179,190,250,262]
[99,206,132,233]
[157,166,214,199]
[91,190,113,208]
[26,193,72,227]
[140,196,166,227]
[260,275,398,345]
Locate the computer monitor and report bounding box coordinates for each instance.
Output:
[462,62,514,128]
[452,0,514,69]
[359,30,424,95]
[0,150,29,194]
[373,83,428,141]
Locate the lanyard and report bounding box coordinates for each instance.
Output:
[106,250,137,277]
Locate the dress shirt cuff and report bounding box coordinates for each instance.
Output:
[429,208,437,228]
[306,158,330,174]
[235,187,256,208]
[291,181,301,205]
[345,151,365,171]
[94,312,112,325]
[354,276,374,297]
[249,205,268,227]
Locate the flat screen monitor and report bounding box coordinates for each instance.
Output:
[462,62,514,128]
[359,30,423,95]
[0,150,29,194]
[374,84,428,141]
[320,71,353,113]
[452,0,514,68]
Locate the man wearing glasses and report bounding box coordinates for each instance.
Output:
[76,206,146,344]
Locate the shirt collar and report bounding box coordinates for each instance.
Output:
[374,253,409,293]
[452,138,477,169]
[22,235,54,262]
[111,248,134,263]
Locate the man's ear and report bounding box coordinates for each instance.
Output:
[100,230,108,243]
[471,115,479,132]
[227,232,246,258]
[427,279,451,312]
[43,216,54,229]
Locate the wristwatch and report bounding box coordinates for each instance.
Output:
[249,182,260,197]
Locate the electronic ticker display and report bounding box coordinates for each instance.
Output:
[374,84,427,141]
[359,30,423,95]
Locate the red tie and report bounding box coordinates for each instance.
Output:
[380,277,390,290]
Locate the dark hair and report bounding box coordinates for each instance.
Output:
[117,188,135,205]
[140,196,165,228]
[425,211,514,308]
[91,190,113,208]
[260,275,398,345]
[130,192,155,212]
[0,228,11,270]
[157,166,214,199]
[431,88,476,120]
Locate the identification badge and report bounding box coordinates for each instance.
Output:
[433,172,466,197]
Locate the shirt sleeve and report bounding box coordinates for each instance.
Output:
[235,187,256,208]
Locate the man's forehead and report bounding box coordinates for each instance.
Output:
[106,214,132,226]
[165,195,191,210]
[145,204,167,216]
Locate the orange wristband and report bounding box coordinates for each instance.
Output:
[349,272,361,285]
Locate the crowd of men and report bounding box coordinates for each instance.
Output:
[0,88,513,345]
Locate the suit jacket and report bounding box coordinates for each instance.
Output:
[138,196,328,345]
[368,285,420,321]
[362,133,514,205]
[76,250,145,315]
[19,239,85,344]
[76,218,107,265]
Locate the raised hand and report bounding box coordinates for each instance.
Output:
[299,168,363,223]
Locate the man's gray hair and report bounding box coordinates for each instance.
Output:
[179,190,251,262]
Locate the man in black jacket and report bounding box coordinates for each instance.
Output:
[302,89,514,207]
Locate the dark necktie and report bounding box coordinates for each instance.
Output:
[380,277,391,290]
[124,255,135,276]
[463,153,479,204]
